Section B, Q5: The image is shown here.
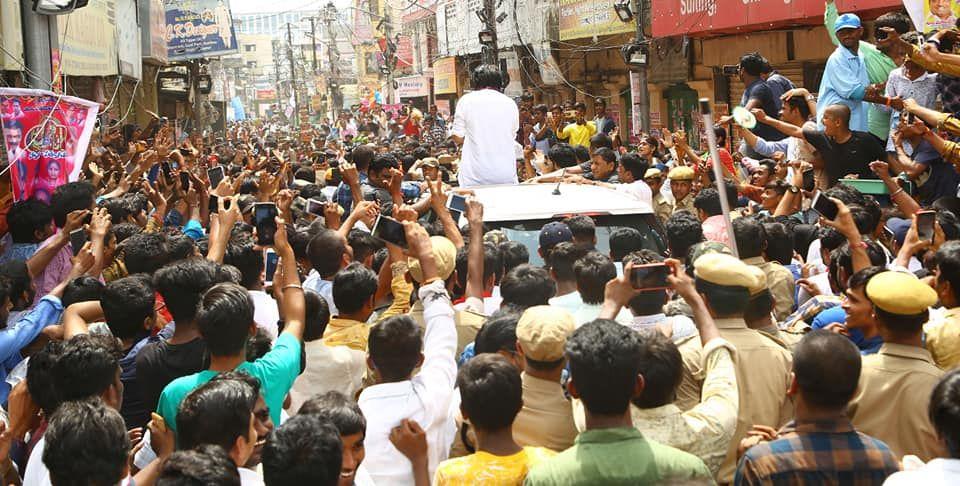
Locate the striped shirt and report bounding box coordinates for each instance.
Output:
[734,418,900,485]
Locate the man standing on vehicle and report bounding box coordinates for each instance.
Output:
[451,65,520,187]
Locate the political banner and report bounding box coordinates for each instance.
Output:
[0,88,99,202]
[164,0,239,61]
[902,0,960,32]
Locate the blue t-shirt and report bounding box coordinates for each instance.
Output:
[156,332,302,434]
[742,79,785,142]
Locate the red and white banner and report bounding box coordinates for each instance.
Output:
[1,88,99,202]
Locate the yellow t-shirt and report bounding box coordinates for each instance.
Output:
[560,122,596,148]
[433,447,556,486]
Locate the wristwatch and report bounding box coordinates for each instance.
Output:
[788,185,800,194]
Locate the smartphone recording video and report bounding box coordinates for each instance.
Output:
[811,191,839,220]
[446,194,467,213]
[69,229,87,256]
[253,203,279,246]
[264,249,279,285]
[918,210,936,241]
[207,166,225,189]
[630,263,671,291]
[372,215,408,249]
[306,199,325,217]
[179,171,190,190]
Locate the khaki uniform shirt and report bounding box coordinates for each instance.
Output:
[677,317,793,483]
[848,343,947,461]
[925,307,960,370]
[743,257,796,322]
[512,373,579,452]
[653,192,672,227]
[409,300,484,357]
[672,194,696,216]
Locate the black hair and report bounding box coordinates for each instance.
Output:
[573,252,616,304]
[546,242,589,281]
[369,154,399,173]
[933,197,960,219]
[873,307,929,336]
[246,328,274,362]
[847,266,886,291]
[665,211,704,261]
[6,199,52,243]
[573,145,590,163]
[166,232,198,261]
[694,188,722,217]
[744,289,775,323]
[298,391,367,437]
[101,275,155,341]
[308,230,348,279]
[471,64,503,90]
[50,181,95,228]
[112,222,143,243]
[99,197,138,225]
[623,250,667,316]
[939,210,960,242]
[369,315,422,382]
[348,229,384,265]
[828,241,887,292]
[929,368,960,458]
[474,310,520,355]
[695,279,750,317]
[62,276,105,308]
[27,340,66,415]
[196,283,256,356]
[793,330,862,408]
[351,145,376,171]
[304,290,331,342]
[332,262,378,315]
[610,227,644,262]
[873,11,912,35]
[500,264,556,309]
[157,445,241,486]
[121,232,170,275]
[547,144,578,169]
[457,354,522,430]
[784,95,812,119]
[567,319,642,415]
[564,215,596,242]
[178,376,258,451]
[43,399,130,486]
[53,334,121,403]
[739,52,766,77]
[154,258,237,323]
[222,240,262,289]
[935,242,960,306]
[761,222,793,265]
[589,134,614,152]
[263,414,342,486]
[619,153,649,181]
[632,330,683,408]
[499,241,529,278]
[733,217,765,259]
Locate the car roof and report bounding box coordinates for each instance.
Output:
[464,183,653,222]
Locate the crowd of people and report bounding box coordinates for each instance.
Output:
[6,1,960,485]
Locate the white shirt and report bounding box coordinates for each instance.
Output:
[548,291,583,316]
[615,180,653,206]
[24,435,50,486]
[249,290,280,341]
[451,89,520,187]
[358,281,458,486]
[571,302,633,328]
[629,313,697,342]
[287,340,366,414]
[239,467,265,486]
[884,458,960,485]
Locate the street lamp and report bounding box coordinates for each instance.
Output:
[478,29,495,46]
[613,0,633,22]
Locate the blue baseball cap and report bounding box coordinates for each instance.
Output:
[539,221,573,252]
[834,13,862,33]
[885,217,911,247]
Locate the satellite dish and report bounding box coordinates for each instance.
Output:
[732,106,756,130]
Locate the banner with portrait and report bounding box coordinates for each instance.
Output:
[0,88,99,202]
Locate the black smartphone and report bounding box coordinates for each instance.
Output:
[918,210,936,241]
[161,161,172,180]
[630,263,671,291]
[69,229,87,256]
[264,249,279,285]
[371,215,408,249]
[802,169,815,192]
[207,166,225,188]
[253,202,279,246]
[208,195,219,214]
[446,194,467,213]
[722,64,739,76]
[811,191,839,220]
[882,225,896,243]
[306,198,325,217]
[179,171,190,190]
[907,112,916,125]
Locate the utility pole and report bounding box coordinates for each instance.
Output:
[479,0,499,66]
[308,17,318,73]
[20,0,57,89]
[273,40,282,116]
[286,23,299,127]
[635,0,650,134]
[383,8,395,104]
[323,2,340,119]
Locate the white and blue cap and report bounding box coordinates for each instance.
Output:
[834,13,862,33]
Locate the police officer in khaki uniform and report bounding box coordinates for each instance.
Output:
[668,166,697,216]
[645,168,672,226]
[511,306,579,452]
[848,271,947,462]
[675,251,793,483]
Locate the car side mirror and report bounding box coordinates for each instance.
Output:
[33,0,89,15]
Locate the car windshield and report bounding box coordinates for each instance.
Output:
[503,225,642,267]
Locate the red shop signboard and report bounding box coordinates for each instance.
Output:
[652,0,903,37]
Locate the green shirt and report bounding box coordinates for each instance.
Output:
[824,1,896,141]
[157,332,302,434]
[523,427,711,485]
